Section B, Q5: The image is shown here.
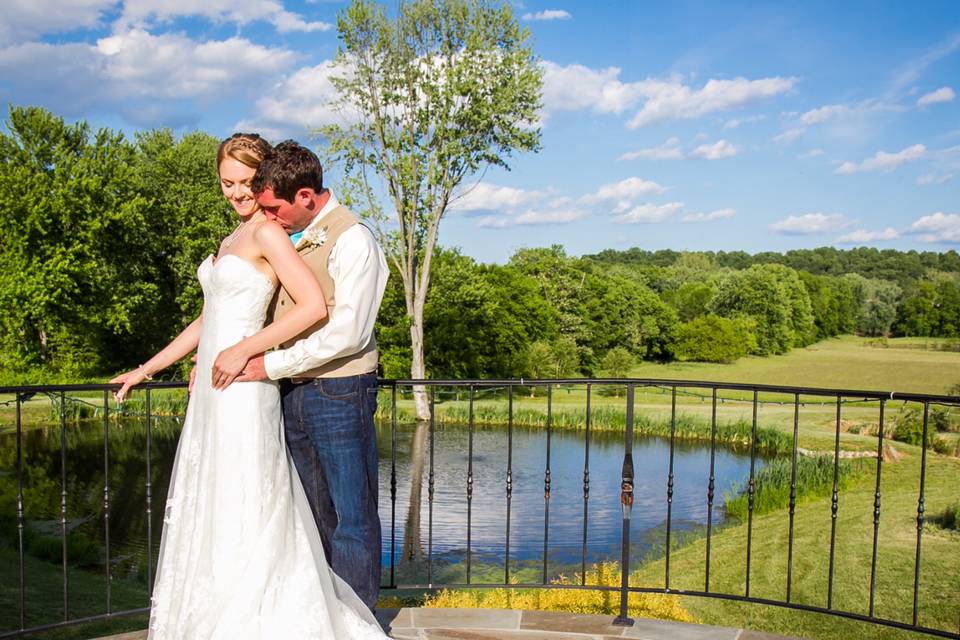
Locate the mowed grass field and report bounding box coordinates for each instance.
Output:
[628,335,960,395]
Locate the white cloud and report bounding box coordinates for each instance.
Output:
[909,212,960,243]
[476,208,586,228]
[540,61,648,116]
[95,29,295,98]
[619,137,683,161]
[834,144,927,175]
[800,148,824,158]
[117,0,331,33]
[691,139,738,160]
[580,177,666,213]
[539,63,795,128]
[723,114,766,129]
[917,87,955,107]
[612,202,684,224]
[838,228,900,243]
[682,208,736,223]
[450,182,544,212]
[236,60,354,137]
[627,76,796,128]
[0,30,295,122]
[522,10,571,21]
[917,173,956,186]
[773,128,804,145]
[800,103,853,125]
[769,213,849,235]
[0,0,114,45]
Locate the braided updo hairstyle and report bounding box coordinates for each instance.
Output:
[216,133,273,170]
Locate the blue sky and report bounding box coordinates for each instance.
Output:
[2,1,958,263]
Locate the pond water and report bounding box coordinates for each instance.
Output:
[0,417,763,583]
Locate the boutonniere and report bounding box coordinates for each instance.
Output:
[298,225,328,250]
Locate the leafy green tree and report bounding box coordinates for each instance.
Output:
[672,314,756,363]
[321,0,542,419]
[524,341,554,380]
[580,269,677,369]
[844,273,902,336]
[550,335,580,378]
[132,130,234,324]
[422,250,557,378]
[665,281,716,322]
[0,106,156,378]
[510,245,589,345]
[600,347,635,377]
[709,263,812,355]
[895,274,960,338]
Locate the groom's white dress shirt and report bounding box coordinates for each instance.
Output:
[264,192,388,380]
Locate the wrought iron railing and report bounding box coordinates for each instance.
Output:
[1,379,958,639]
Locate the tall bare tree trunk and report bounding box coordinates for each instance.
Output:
[409,302,431,420]
[401,419,429,564]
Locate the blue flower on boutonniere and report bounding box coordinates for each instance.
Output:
[298,225,328,250]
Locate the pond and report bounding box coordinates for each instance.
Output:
[0,416,763,585]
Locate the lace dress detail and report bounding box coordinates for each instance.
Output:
[148,254,388,639]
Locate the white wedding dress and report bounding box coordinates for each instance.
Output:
[148,254,389,639]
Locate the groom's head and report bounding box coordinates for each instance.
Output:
[252,140,328,234]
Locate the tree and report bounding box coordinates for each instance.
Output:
[672,315,756,363]
[601,347,634,377]
[0,107,156,377]
[321,0,542,419]
[421,250,557,378]
[709,264,812,355]
[844,273,901,336]
[550,336,580,378]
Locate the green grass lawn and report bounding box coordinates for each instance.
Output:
[628,336,960,395]
[632,449,960,639]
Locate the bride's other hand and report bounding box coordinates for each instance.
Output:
[212,341,251,390]
[110,368,147,403]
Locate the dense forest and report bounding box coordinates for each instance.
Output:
[1,107,958,383]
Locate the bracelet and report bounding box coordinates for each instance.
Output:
[138,365,154,381]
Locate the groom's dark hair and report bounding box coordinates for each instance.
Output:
[251,140,324,202]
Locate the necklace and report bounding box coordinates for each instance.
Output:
[220,213,264,252]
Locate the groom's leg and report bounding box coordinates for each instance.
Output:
[281,380,337,560]
[299,372,381,610]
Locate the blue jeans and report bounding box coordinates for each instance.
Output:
[281,373,381,610]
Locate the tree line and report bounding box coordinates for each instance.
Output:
[1,106,958,383]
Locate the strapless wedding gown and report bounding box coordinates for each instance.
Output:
[148,254,388,639]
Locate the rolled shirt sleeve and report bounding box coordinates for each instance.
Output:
[263,224,388,380]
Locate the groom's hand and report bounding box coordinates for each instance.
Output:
[235,353,268,382]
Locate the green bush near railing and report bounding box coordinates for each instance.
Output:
[724,455,867,520]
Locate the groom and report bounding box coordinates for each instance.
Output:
[236,140,389,610]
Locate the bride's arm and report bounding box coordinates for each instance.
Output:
[111,315,204,401]
[211,221,327,389]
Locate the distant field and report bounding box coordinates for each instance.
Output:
[628,335,960,395]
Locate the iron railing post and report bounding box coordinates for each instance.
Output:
[613,383,635,627]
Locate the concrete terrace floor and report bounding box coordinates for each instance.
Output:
[98,608,802,639]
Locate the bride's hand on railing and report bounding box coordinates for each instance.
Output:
[110,367,149,403]
[212,341,252,390]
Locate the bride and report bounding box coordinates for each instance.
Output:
[111,134,388,639]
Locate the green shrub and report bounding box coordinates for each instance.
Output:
[672,315,756,363]
[725,455,866,520]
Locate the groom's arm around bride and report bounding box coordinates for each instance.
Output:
[236,140,389,611]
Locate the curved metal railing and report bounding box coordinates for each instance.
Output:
[1,379,958,639]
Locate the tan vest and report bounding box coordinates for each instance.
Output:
[268,205,379,379]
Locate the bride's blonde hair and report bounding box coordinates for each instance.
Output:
[217,133,272,170]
